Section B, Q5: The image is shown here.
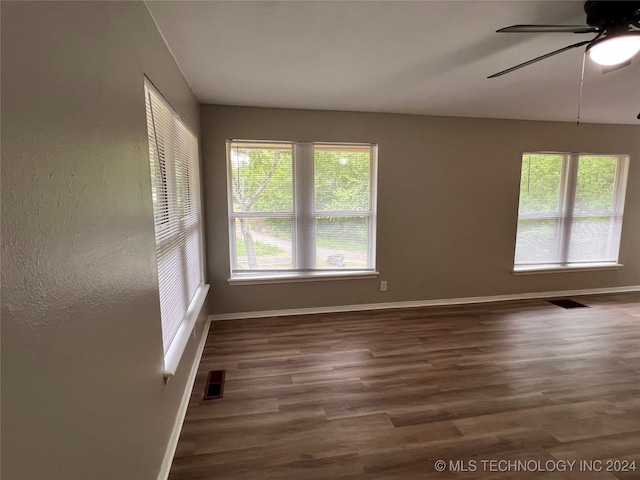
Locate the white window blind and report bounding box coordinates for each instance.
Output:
[144,81,204,356]
[227,141,377,279]
[514,152,628,271]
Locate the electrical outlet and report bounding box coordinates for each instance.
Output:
[380,281,388,291]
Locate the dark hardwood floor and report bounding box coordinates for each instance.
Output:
[169,293,640,479]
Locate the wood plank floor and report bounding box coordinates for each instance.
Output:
[170,293,640,479]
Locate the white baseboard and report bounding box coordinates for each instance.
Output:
[157,316,212,480]
[210,285,640,322]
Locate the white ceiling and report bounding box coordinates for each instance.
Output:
[146,1,640,124]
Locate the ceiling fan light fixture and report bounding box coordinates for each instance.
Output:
[588,35,640,66]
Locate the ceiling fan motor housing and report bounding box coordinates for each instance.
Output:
[584,1,640,28]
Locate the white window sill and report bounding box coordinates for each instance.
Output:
[163,284,210,379]
[513,263,623,275]
[228,270,380,285]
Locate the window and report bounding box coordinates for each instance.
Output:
[144,80,208,375]
[514,152,629,272]
[227,140,377,281]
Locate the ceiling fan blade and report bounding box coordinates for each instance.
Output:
[488,40,593,78]
[602,59,632,74]
[497,24,599,34]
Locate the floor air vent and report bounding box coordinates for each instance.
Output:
[548,299,589,309]
[203,370,225,400]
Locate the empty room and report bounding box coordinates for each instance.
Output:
[2,1,639,479]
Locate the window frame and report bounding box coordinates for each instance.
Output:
[513,151,629,274]
[226,140,379,283]
[144,79,209,377]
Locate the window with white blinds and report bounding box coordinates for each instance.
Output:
[144,80,205,359]
[514,152,629,272]
[227,140,377,280]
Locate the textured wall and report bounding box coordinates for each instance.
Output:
[202,105,639,314]
[1,2,207,479]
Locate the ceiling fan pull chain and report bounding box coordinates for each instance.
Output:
[577,50,587,125]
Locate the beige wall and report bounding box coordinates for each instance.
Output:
[202,105,639,314]
[1,2,208,479]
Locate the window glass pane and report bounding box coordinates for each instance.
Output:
[518,154,564,214]
[574,156,618,214]
[229,143,293,213]
[232,217,293,270]
[567,216,622,263]
[315,217,369,269]
[514,218,562,265]
[314,146,370,212]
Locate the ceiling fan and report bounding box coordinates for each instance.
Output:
[488,0,640,78]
